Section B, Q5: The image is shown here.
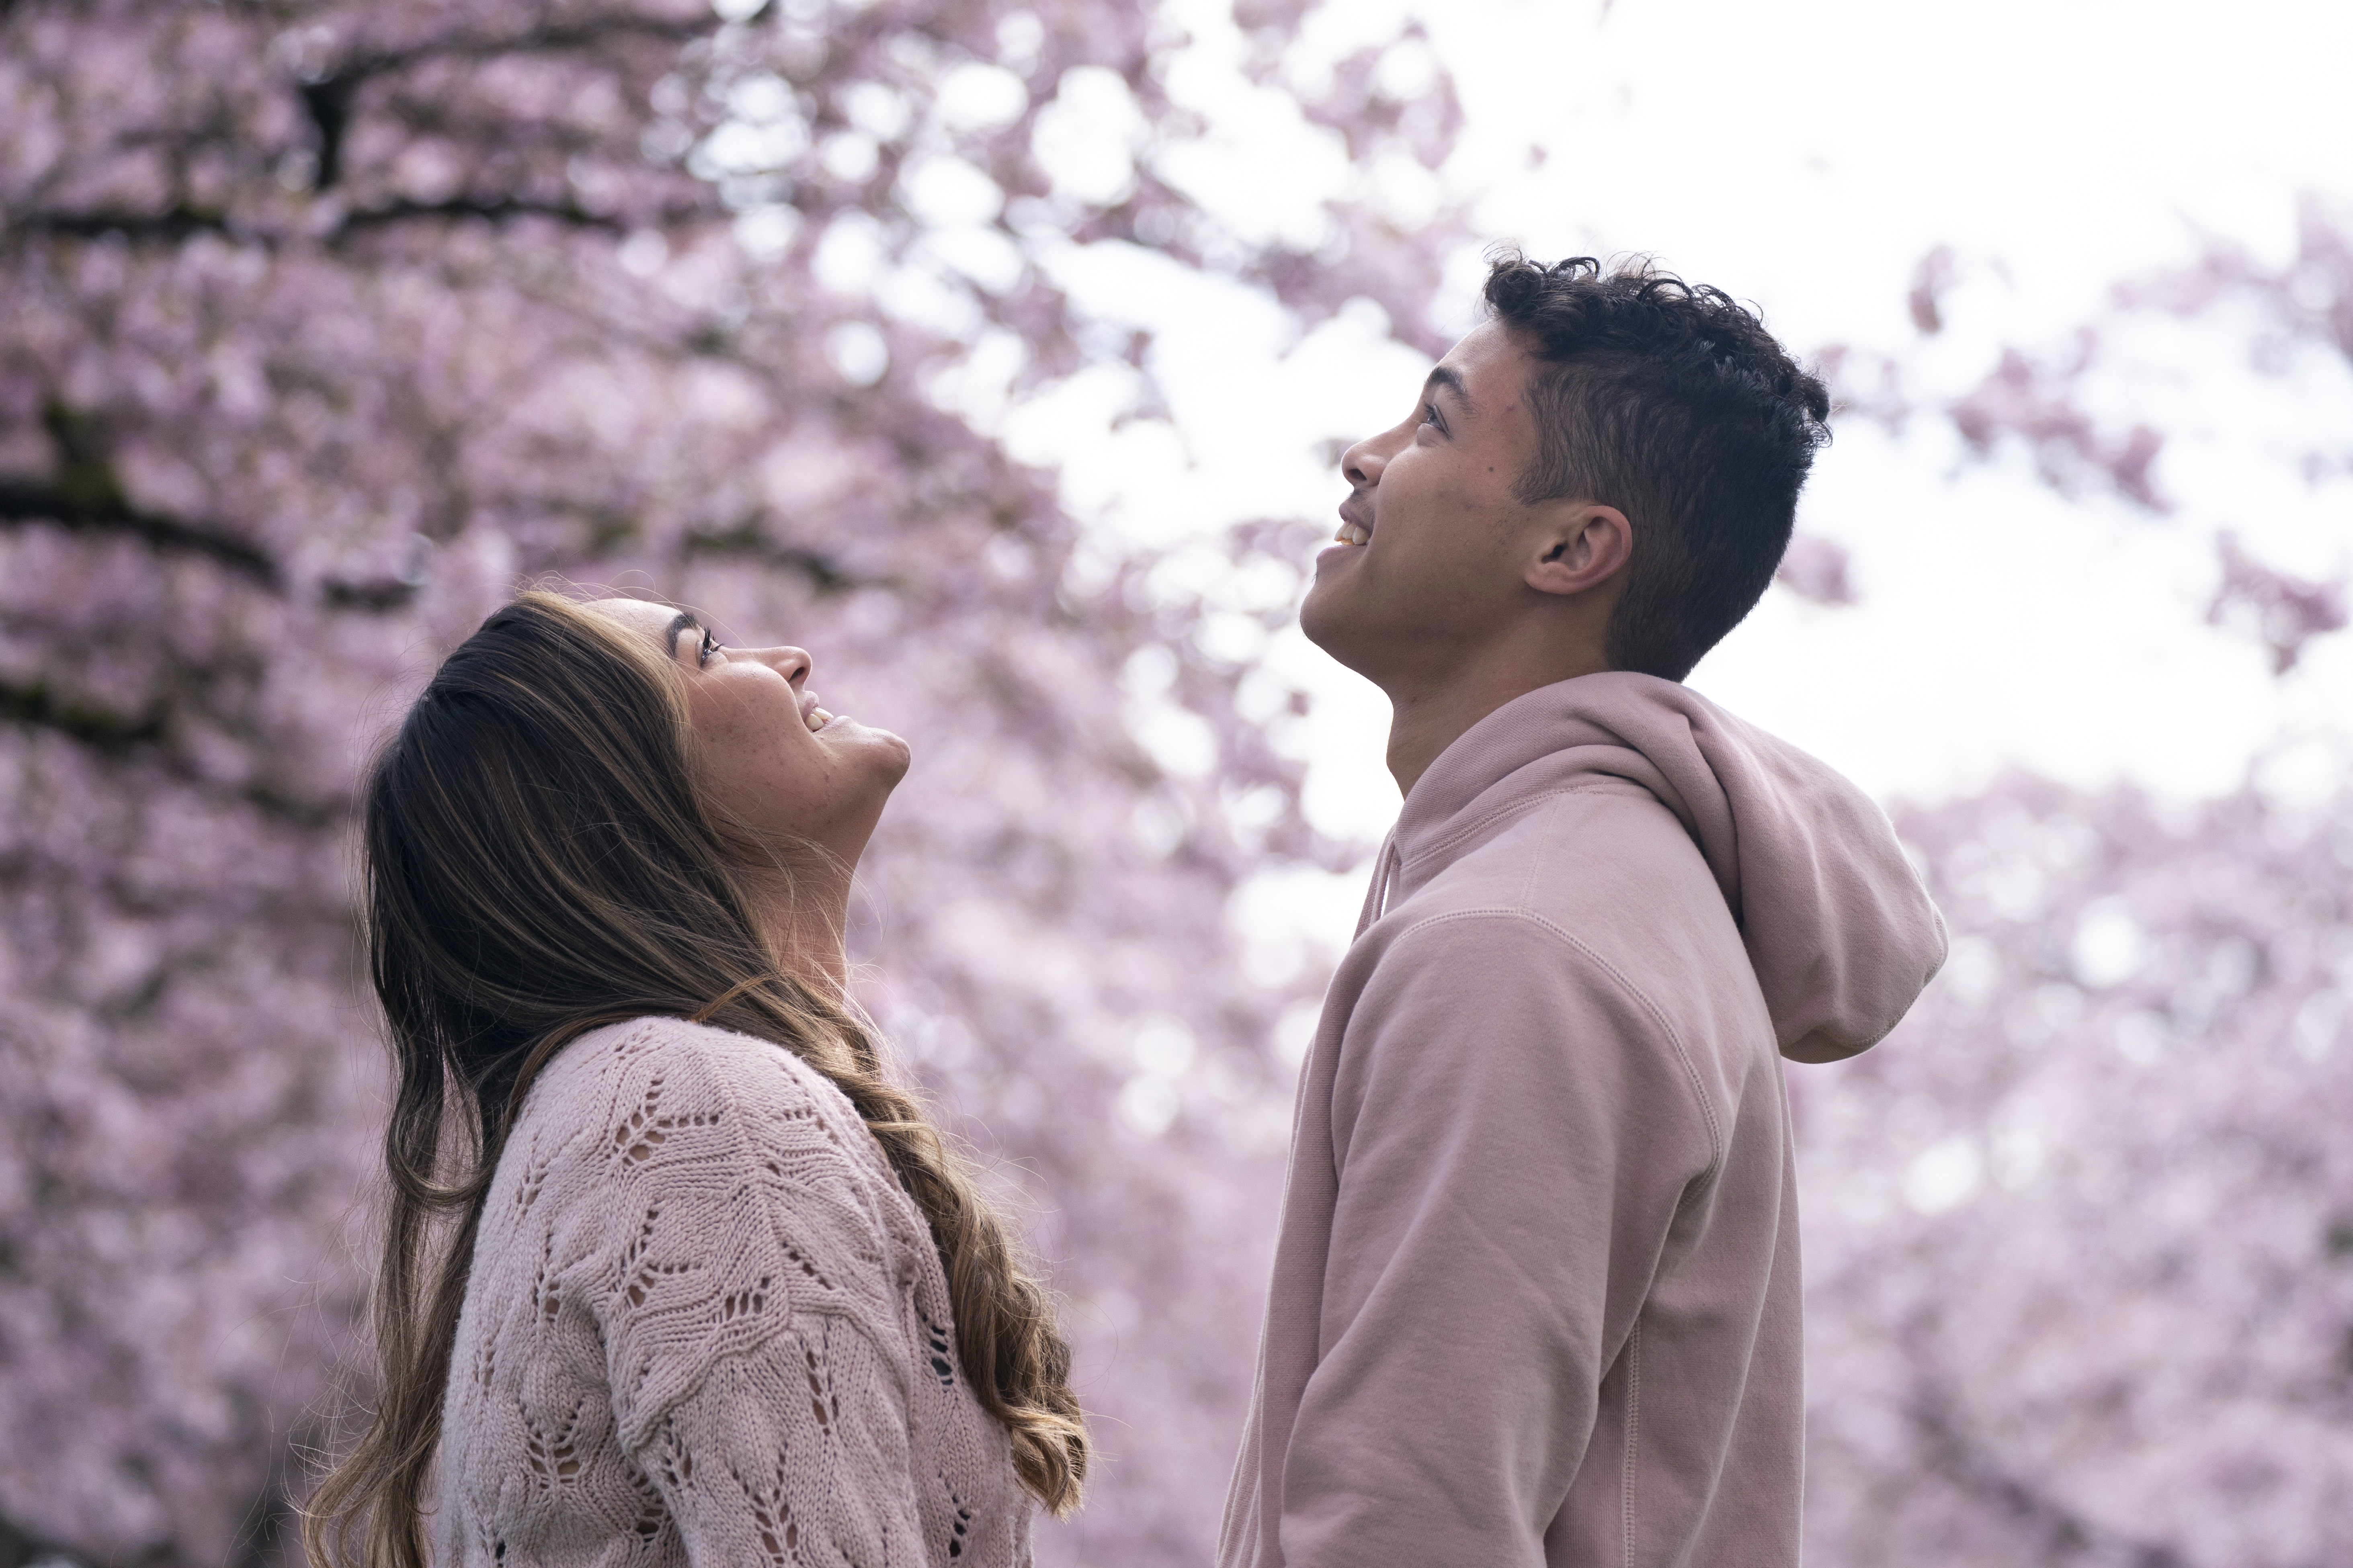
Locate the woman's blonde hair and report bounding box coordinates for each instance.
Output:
[304,591,1085,1568]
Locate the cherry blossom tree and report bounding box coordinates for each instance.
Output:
[1800,773,2353,1567]
[0,2,1459,1562]
[6,0,2349,1560]
[1808,202,2353,657]
[1794,205,2353,1566]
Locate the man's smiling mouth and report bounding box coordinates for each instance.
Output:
[1333,503,1373,547]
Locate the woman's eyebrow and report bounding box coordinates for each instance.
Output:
[662,610,700,652]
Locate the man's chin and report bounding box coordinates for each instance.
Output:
[1298,578,1375,672]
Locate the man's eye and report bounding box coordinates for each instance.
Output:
[1420,403,1442,428]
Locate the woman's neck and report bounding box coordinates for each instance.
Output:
[745,860,853,994]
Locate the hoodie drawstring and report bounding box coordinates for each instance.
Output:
[1356,834,1400,938]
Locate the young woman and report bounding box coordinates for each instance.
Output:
[305,591,1084,1568]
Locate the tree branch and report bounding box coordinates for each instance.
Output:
[1909,1386,2187,1567]
[0,1511,78,1568]
[680,523,866,594]
[334,195,629,236]
[0,481,279,585]
[300,75,359,192]
[292,6,726,192]
[336,10,727,83]
[0,678,164,755]
[7,206,235,243]
[6,194,709,252]
[0,674,345,828]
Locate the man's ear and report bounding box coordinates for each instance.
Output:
[1526,502,1633,597]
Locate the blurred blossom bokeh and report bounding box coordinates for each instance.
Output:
[2,0,2349,1563]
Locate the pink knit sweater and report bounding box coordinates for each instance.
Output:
[433,1015,1031,1567]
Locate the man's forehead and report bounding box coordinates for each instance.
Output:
[1429,319,1525,407]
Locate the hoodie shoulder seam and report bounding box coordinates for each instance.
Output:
[1386,907,1726,1174]
[1402,784,1640,868]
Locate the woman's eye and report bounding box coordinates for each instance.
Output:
[698,629,719,666]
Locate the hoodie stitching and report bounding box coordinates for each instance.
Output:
[1388,908,1727,1172]
[1401,784,1636,870]
[1622,1320,1642,1568]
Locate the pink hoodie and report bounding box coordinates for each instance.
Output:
[1218,673,1946,1568]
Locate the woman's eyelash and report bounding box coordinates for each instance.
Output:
[697,629,719,665]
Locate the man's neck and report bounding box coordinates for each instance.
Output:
[1381,639,1611,799]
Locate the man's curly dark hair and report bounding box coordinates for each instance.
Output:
[1482,252,1831,681]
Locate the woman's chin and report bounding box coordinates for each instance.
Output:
[825,715,912,783]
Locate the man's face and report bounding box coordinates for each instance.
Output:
[1301,319,1552,686]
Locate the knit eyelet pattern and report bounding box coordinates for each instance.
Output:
[435,1016,1031,1567]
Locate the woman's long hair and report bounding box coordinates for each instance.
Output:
[305,591,1085,1568]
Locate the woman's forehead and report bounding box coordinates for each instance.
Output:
[584,597,684,644]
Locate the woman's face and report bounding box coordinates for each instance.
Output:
[588,598,911,872]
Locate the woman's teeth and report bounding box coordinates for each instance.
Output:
[806,706,834,733]
[1333,521,1371,546]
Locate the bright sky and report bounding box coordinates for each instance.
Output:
[990,0,2353,954]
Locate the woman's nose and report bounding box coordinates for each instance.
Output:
[761,645,813,684]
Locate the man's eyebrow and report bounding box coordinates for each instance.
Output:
[1424,364,1472,413]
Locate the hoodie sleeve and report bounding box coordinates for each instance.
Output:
[1277,910,1721,1567]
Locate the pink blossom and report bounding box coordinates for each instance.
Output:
[1775,532,1857,607]
[2207,530,2348,675]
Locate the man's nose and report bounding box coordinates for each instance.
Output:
[1340,434,1385,489]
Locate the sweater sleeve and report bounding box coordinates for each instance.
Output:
[631,1318,929,1568]
[577,1028,932,1565]
[1277,913,1720,1566]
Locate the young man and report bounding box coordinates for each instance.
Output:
[1218,254,1948,1567]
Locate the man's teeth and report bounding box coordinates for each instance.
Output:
[1334,521,1371,546]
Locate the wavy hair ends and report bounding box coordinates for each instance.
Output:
[1483,250,1833,682]
[304,592,1085,1568]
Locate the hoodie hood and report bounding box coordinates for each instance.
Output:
[1379,672,1946,1063]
